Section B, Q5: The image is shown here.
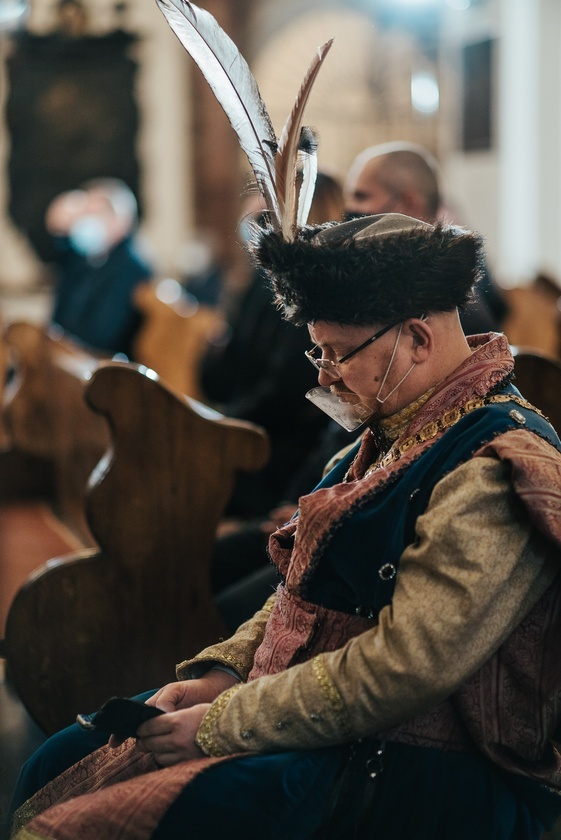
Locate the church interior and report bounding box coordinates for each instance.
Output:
[1,0,561,835]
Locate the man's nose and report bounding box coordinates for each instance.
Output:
[317,366,338,386]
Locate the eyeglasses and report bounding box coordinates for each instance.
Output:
[305,322,398,380]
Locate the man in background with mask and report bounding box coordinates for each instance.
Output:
[344,141,509,334]
[45,177,154,358]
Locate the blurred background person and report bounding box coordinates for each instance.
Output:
[45,177,154,358]
[200,169,346,520]
[206,171,359,628]
[344,141,509,334]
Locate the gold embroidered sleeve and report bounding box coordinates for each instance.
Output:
[195,652,353,756]
[194,458,559,756]
[176,595,275,681]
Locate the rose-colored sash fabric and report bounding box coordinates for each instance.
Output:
[12,741,235,840]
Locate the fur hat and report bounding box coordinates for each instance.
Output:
[251,213,484,326]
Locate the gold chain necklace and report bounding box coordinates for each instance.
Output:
[353,394,544,479]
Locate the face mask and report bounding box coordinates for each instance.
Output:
[69,215,110,258]
[237,211,267,244]
[306,384,374,432]
[237,217,258,245]
[306,320,420,430]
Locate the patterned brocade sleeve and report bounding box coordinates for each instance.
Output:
[176,595,276,682]
[194,457,559,756]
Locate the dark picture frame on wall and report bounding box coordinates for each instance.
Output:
[462,38,494,152]
[5,26,141,263]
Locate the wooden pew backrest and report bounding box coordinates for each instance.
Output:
[4,362,270,734]
[2,322,110,543]
[132,279,224,399]
[512,347,561,434]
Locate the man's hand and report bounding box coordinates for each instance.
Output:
[146,669,238,712]
[108,669,238,749]
[135,704,211,766]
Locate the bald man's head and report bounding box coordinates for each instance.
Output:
[344,142,441,222]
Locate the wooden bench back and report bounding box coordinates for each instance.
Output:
[512,348,561,433]
[2,322,110,543]
[3,361,270,734]
[503,279,561,360]
[132,279,224,399]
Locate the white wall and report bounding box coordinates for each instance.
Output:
[440,0,561,289]
[438,0,501,274]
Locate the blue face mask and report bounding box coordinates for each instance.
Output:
[237,217,258,245]
[237,211,268,244]
[69,215,110,258]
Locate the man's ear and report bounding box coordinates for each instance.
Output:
[406,318,432,362]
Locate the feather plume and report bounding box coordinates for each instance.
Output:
[156,0,280,224]
[156,0,333,240]
[297,127,319,228]
[275,39,333,240]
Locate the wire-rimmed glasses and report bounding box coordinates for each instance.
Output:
[305,322,398,380]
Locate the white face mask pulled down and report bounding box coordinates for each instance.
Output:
[305,324,416,432]
[305,385,374,432]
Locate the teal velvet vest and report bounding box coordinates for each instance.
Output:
[302,384,561,616]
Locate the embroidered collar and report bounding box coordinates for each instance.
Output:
[346,333,515,482]
[376,387,435,444]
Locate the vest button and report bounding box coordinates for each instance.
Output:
[240,729,254,740]
[379,563,396,581]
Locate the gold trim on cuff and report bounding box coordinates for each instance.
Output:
[312,655,351,737]
[195,683,243,756]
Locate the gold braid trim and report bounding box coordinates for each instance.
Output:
[379,386,435,442]
[178,651,254,679]
[195,683,243,756]
[312,655,352,738]
[368,394,544,475]
[10,829,47,840]
[10,799,43,839]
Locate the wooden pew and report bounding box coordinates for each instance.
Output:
[1,360,270,735]
[0,323,110,636]
[512,347,561,433]
[503,274,561,360]
[2,322,110,542]
[132,278,224,400]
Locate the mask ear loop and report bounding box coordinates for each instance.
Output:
[376,323,416,405]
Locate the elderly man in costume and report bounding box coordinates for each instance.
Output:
[8,3,561,839]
